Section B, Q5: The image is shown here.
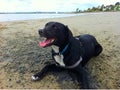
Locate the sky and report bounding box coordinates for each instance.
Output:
[0,0,119,12]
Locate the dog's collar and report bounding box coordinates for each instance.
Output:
[60,44,69,54]
[52,44,69,56]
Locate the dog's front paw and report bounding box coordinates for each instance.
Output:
[31,75,39,81]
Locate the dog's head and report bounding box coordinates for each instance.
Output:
[38,22,73,47]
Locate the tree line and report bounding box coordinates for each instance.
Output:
[76,2,120,13]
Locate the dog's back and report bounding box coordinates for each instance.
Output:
[75,34,103,66]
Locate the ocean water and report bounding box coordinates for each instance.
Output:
[0,13,85,22]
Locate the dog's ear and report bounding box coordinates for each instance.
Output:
[65,25,73,40]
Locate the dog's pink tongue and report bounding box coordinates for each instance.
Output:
[39,39,51,47]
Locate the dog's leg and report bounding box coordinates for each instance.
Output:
[71,65,89,89]
[32,64,65,81]
[79,68,89,89]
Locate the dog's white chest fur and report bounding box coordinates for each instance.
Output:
[52,45,65,67]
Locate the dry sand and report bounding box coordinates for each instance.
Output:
[0,12,120,89]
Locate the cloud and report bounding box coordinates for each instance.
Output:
[0,0,31,12]
[30,0,73,12]
[30,0,60,11]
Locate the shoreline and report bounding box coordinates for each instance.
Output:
[0,12,120,89]
[0,13,83,22]
[0,12,111,22]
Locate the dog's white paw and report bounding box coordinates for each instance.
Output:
[31,76,39,81]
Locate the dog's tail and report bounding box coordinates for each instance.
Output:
[94,44,103,56]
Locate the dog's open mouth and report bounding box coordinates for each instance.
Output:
[39,38,55,47]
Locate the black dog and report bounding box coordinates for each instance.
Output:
[32,22,103,88]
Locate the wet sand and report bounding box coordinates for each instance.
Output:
[0,12,120,89]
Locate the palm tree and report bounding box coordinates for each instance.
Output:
[115,2,120,6]
[115,2,120,11]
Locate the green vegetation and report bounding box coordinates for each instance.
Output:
[76,2,120,13]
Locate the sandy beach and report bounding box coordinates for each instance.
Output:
[0,12,120,89]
